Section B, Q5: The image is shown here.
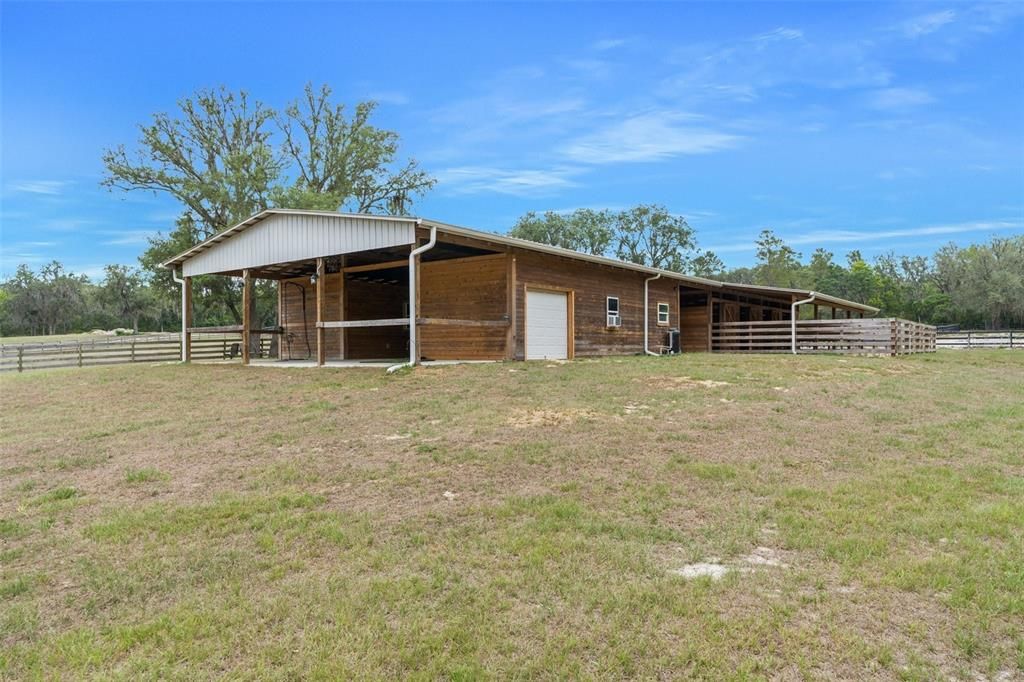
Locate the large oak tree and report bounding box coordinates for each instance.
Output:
[102,84,434,324]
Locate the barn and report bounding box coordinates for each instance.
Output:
[163,209,933,366]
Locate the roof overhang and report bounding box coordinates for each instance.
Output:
[162,209,878,314]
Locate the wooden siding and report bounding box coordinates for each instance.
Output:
[182,213,414,277]
[344,278,407,360]
[680,306,709,352]
[513,250,678,358]
[419,255,508,361]
[280,274,341,360]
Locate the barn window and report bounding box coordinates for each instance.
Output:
[606,296,621,327]
[657,302,670,325]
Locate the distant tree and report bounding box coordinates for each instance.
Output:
[509,209,614,255]
[11,262,89,336]
[753,230,802,287]
[510,204,705,274]
[690,250,725,278]
[934,236,1024,329]
[615,205,699,271]
[97,265,148,333]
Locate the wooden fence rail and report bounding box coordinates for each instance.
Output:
[936,330,1021,349]
[712,318,936,355]
[1,334,271,373]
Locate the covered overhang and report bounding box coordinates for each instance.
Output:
[717,282,879,315]
[162,210,419,277]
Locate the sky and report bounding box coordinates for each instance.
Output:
[1,1,1022,280]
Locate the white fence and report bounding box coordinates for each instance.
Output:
[936,330,1021,349]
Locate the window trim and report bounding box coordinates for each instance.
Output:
[606,296,621,328]
[656,302,670,326]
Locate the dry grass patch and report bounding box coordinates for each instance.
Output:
[0,351,1022,679]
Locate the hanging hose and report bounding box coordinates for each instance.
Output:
[283,280,312,360]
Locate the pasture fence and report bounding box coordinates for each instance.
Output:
[1,333,272,373]
[935,330,1021,349]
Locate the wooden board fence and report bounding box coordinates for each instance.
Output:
[936,330,1021,349]
[712,318,936,355]
[1,334,272,373]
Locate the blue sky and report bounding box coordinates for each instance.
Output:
[2,1,1022,279]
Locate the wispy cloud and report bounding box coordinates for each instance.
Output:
[101,230,157,246]
[866,87,935,110]
[900,9,956,38]
[708,220,1023,253]
[436,166,581,197]
[562,111,740,164]
[9,180,70,195]
[367,90,409,106]
[754,27,804,42]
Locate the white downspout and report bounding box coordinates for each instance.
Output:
[791,292,817,355]
[171,268,186,361]
[644,273,662,356]
[403,220,435,367]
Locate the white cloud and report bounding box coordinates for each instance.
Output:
[901,10,956,38]
[102,230,158,246]
[754,27,804,42]
[561,112,740,164]
[866,87,935,110]
[367,91,410,106]
[9,180,70,195]
[436,166,581,197]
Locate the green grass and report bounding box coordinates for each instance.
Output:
[123,468,168,484]
[0,350,1021,679]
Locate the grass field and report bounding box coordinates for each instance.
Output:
[1,351,1022,680]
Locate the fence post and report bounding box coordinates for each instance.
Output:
[77,343,83,367]
[131,339,136,362]
[17,347,23,373]
[1011,330,1015,349]
[967,330,972,349]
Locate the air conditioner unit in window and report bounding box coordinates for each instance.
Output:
[607,313,621,328]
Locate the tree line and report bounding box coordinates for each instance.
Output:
[4,221,1019,336]
[1,83,1021,336]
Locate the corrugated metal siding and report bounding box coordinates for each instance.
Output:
[182,214,415,276]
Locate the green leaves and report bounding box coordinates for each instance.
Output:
[509,204,712,274]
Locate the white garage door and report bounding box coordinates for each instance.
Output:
[526,290,569,360]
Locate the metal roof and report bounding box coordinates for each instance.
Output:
[162,209,879,313]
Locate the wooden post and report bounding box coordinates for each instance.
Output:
[131,339,136,362]
[338,256,346,360]
[832,306,838,320]
[813,304,819,320]
[17,347,23,373]
[78,343,83,367]
[414,251,422,363]
[242,269,252,365]
[505,253,517,360]
[183,276,193,362]
[706,292,713,352]
[316,258,326,366]
[276,281,284,359]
